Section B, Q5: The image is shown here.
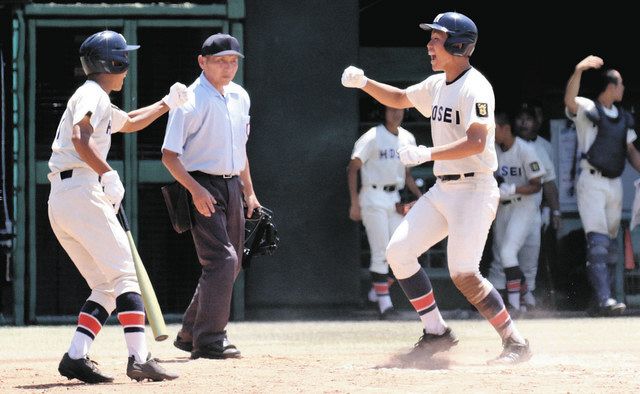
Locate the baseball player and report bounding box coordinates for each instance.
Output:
[489,104,559,311]
[347,105,422,319]
[48,30,186,383]
[488,110,545,312]
[342,12,530,364]
[564,55,640,315]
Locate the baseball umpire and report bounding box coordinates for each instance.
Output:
[48,30,185,383]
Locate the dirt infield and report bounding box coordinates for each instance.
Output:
[1,317,639,393]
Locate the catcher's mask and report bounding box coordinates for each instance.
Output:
[243,206,279,269]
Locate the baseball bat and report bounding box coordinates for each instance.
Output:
[117,205,168,341]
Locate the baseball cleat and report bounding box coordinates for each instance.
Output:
[173,334,193,353]
[411,327,459,355]
[190,337,241,360]
[599,298,626,316]
[487,337,531,365]
[379,307,402,320]
[58,353,114,384]
[126,353,179,382]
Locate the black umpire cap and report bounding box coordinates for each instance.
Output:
[201,33,244,57]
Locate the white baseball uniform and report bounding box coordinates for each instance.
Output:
[386,67,499,279]
[488,137,545,290]
[47,80,138,312]
[352,124,417,274]
[489,137,554,292]
[566,96,637,238]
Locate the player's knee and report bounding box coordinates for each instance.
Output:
[451,272,493,305]
[587,232,610,264]
[87,290,116,315]
[498,245,519,268]
[385,243,419,279]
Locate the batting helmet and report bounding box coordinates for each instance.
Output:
[420,12,477,57]
[79,30,140,75]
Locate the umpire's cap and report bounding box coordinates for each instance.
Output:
[420,12,477,57]
[79,30,139,75]
[201,33,244,58]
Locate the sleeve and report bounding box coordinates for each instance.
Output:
[162,102,198,155]
[110,104,129,133]
[351,129,374,162]
[406,77,435,119]
[72,88,103,128]
[462,82,494,131]
[565,96,592,120]
[536,144,556,182]
[522,143,546,181]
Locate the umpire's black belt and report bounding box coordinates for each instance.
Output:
[189,170,238,179]
[437,172,475,182]
[371,184,397,192]
[501,197,522,205]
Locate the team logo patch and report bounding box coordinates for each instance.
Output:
[475,103,488,117]
[530,162,540,172]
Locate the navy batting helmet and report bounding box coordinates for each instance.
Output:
[420,12,477,57]
[79,30,140,75]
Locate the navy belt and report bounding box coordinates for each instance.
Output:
[437,172,475,181]
[189,170,237,179]
[501,197,521,205]
[60,169,73,180]
[372,184,396,192]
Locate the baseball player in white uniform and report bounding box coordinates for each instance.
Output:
[347,106,422,318]
[488,110,545,312]
[564,55,640,315]
[341,12,530,364]
[489,105,558,310]
[48,30,186,383]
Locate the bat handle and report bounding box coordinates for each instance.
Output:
[117,205,131,232]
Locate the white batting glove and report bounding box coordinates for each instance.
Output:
[162,82,189,109]
[100,170,125,213]
[398,145,432,166]
[341,66,368,89]
[499,183,517,199]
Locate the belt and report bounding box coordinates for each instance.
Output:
[189,171,237,179]
[501,197,522,205]
[371,184,397,192]
[60,169,73,180]
[437,172,475,182]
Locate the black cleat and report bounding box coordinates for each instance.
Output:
[379,307,402,321]
[126,353,179,382]
[191,337,241,360]
[487,337,532,365]
[173,335,193,353]
[58,353,114,384]
[411,327,459,355]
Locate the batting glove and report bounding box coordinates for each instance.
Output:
[499,182,517,199]
[398,145,432,166]
[162,82,189,110]
[341,66,368,89]
[100,170,125,213]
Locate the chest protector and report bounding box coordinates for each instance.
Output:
[584,103,634,178]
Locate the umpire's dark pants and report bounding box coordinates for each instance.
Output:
[179,172,244,350]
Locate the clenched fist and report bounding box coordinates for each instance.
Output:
[398,145,432,166]
[341,66,368,89]
[162,82,189,109]
[100,170,125,212]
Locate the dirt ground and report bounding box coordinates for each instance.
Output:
[1,317,639,393]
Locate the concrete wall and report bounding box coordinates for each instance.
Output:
[243,0,361,307]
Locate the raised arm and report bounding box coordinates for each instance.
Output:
[564,55,603,115]
[341,66,413,109]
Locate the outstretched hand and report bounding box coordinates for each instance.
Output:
[162,82,189,110]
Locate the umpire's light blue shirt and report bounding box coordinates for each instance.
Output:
[162,73,251,175]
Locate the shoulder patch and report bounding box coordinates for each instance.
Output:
[530,161,540,172]
[475,103,489,117]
